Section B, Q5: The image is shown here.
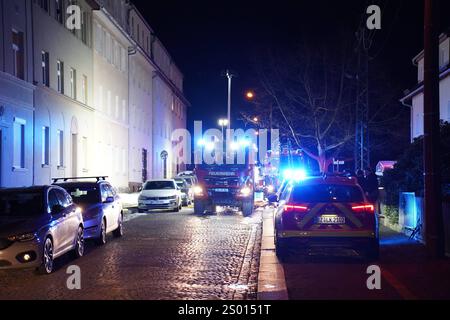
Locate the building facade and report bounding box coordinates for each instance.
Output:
[401,33,450,141]
[0,0,188,190]
[0,0,35,188]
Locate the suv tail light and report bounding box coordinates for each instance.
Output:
[351,204,374,213]
[284,204,308,212]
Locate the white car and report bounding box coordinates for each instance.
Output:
[138,180,182,213]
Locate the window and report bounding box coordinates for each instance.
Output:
[12,30,24,80]
[57,130,64,167]
[57,60,64,93]
[42,126,50,166]
[115,96,119,119]
[70,68,77,99]
[42,51,50,87]
[81,11,88,45]
[82,137,88,171]
[13,118,26,169]
[107,90,111,115]
[81,75,87,104]
[39,0,50,12]
[55,0,63,24]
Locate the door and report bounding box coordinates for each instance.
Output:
[142,149,148,183]
[100,183,116,232]
[55,189,79,250]
[48,189,68,256]
[72,134,78,177]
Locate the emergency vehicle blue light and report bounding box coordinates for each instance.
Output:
[197,139,206,146]
[283,168,307,181]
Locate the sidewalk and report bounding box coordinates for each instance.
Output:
[379,226,450,299]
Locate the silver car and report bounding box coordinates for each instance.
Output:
[0,186,85,274]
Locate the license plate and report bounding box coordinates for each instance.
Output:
[317,215,345,224]
[146,200,168,205]
[214,188,229,192]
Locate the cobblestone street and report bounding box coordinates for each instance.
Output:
[0,208,262,300]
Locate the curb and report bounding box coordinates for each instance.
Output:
[257,207,289,300]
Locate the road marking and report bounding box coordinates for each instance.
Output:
[257,207,289,300]
[382,269,418,300]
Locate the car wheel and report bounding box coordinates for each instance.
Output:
[73,226,85,258]
[96,218,107,245]
[113,213,124,238]
[275,236,289,262]
[365,239,380,261]
[194,199,206,215]
[38,237,54,275]
[242,199,254,217]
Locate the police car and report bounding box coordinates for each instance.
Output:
[272,173,379,261]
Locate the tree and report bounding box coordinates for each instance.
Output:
[244,38,356,172]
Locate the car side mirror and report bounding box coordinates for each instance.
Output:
[104,196,115,203]
[267,194,278,204]
[138,186,143,192]
[51,204,65,215]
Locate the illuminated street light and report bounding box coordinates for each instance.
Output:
[246,91,255,100]
[253,117,259,122]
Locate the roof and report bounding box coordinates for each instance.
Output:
[0,186,48,193]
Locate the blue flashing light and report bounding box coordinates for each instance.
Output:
[283,168,307,181]
[197,139,206,147]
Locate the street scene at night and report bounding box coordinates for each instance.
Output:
[0,0,450,313]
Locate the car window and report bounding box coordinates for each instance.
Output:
[291,184,365,203]
[55,189,72,207]
[48,189,60,212]
[144,181,175,190]
[0,190,44,217]
[65,185,100,205]
[100,184,109,202]
[104,184,115,198]
[280,182,292,201]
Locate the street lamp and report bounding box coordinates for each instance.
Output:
[253,117,259,123]
[246,91,255,100]
[218,118,229,137]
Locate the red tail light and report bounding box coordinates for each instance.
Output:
[351,204,374,213]
[284,204,308,212]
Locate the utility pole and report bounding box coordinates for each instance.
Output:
[354,26,371,172]
[423,0,445,258]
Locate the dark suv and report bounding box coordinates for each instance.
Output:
[273,175,379,261]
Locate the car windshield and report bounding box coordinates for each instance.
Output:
[63,186,100,205]
[0,191,44,217]
[291,184,364,203]
[144,181,175,190]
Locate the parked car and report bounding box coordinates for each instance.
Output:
[176,172,198,186]
[174,178,193,206]
[53,176,124,245]
[138,180,182,212]
[272,175,379,261]
[0,186,84,274]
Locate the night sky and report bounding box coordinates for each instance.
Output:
[134,0,450,132]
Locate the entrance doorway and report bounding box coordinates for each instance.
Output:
[72,134,78,177]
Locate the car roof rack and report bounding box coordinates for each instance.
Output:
[52,176,109,183]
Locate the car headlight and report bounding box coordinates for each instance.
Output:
[194,186,204,196]
[240,187,251,197]
[267,185,275,193]
[7,232,36,242]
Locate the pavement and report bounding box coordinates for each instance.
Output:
[261,206,450,300]
[0,207,262,300]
